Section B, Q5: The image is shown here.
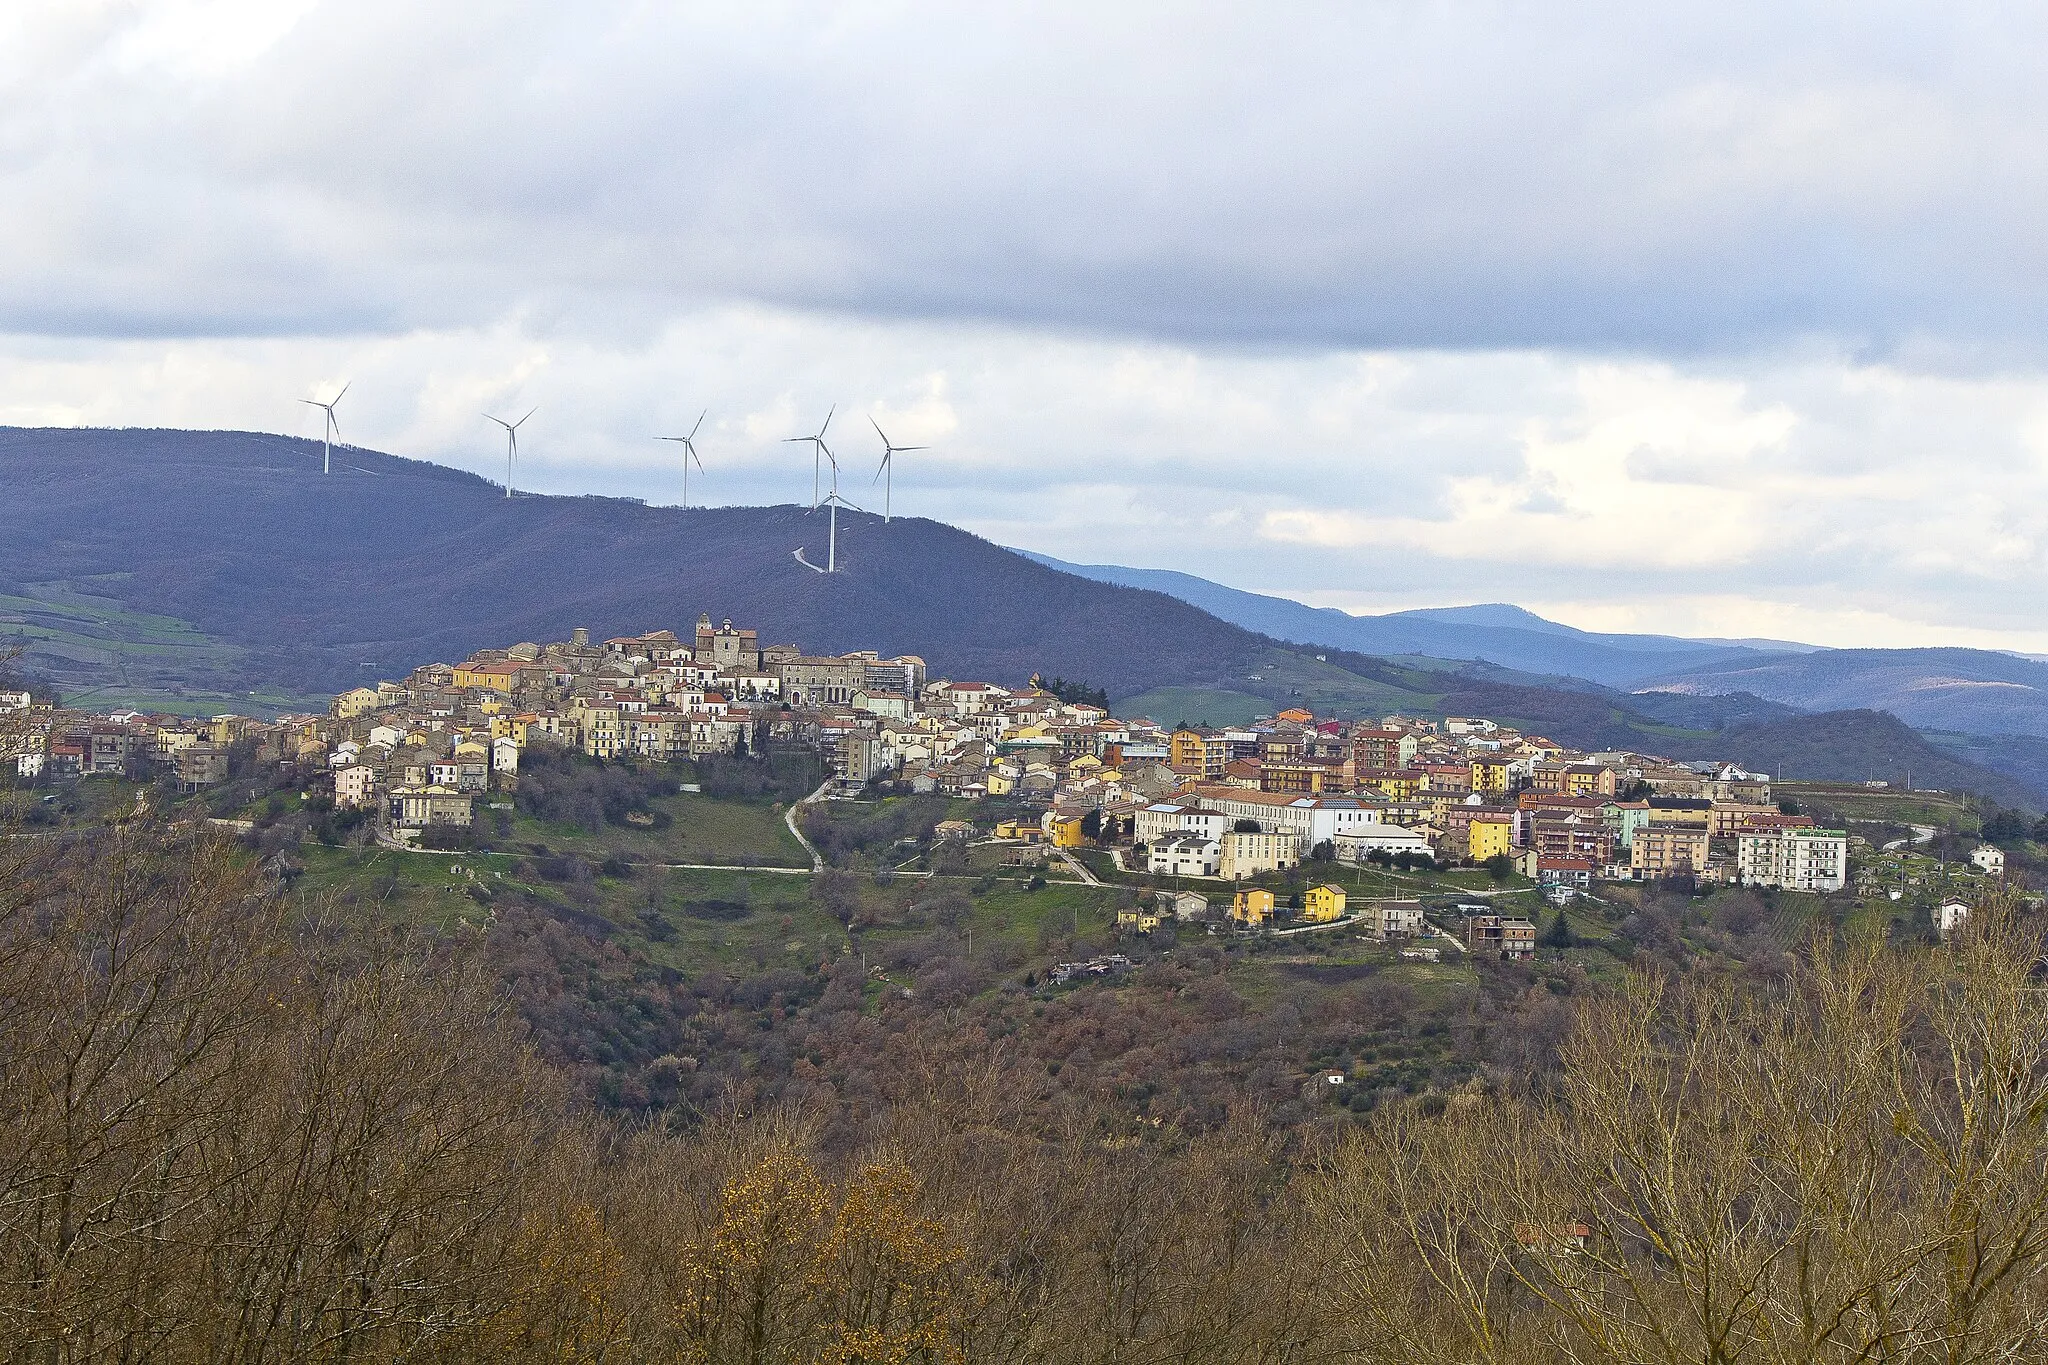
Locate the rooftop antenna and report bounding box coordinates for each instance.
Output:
[784,405,834,509]
[484,408,535,498]
[869,418,926,523]
[656,410,707,508]
[793,445,863,573]
[297,381,349,475]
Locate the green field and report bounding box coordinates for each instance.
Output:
[1114,688,1275,727]
[1,580,327,715]
[490,788,811,867]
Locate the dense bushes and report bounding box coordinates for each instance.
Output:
[688,745,827,804]
[803,795,953,868]
[514,742,679,833]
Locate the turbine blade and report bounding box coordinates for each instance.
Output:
[689,410,706,440]
[898,445,927,452]
[332,380,350,404]
[820,404,834,437]
[870,416,889,445]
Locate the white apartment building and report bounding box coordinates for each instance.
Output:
[1736,827,1849,893]
[1184,787,1385,854]
[1148,832,1221,878]
[1134,802,1231,844]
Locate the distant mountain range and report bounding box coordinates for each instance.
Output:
[4,426,2044,807]
[1015,551,1820,687]
[1021,550,2048,751]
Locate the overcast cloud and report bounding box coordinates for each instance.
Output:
[6,2,2048,648]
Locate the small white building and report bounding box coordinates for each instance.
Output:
[493,736,521,773]
[1148,831,1221,878]
[16,752,45,778]
[1934,897,1971,941]
[1333,824,1435,862]
[1971,843,2006,877]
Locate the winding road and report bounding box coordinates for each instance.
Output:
[785,777,832,873]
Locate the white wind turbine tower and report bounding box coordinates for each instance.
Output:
[298,382,349,475]
[484,408,535,497]
[656,410,707,508]
[784,405,835,508]
[793,445,863,574]
[869,418,926,523]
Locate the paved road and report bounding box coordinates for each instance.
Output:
[785,778,832,872]
[1056,849,1103,887]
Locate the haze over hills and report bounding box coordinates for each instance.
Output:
[1021,550,2048,747]
[1015,551,1813,687]
[1633,649,2048,737]
[5,425,2045,806]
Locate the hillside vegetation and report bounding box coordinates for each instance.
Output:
[8,827,2048,1360]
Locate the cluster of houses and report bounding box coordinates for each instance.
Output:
[3,619,1955,908]
[1026,711,1856,896]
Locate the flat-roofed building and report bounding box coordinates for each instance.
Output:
[1737,827,1849,892]
[1632,823,1710,879]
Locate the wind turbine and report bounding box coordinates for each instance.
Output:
[298,382,349,475]
[793,445,863,574]
[869,418,926,523]
[656,410,707,508]
[484,408,535,498]
[784,405,834,508]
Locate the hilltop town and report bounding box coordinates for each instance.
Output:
[6,614,2016,948]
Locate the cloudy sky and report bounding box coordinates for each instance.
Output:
[7,2,2048,648]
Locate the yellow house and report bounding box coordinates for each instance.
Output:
[333,686,382,719]
[1469,814,1515,862]
[1471,756,1515,794]
[984,770,1016,796]
[1364,770,1420,800]
[994,819,1043,843]
[453,660,525,692]
[1231,888,1276,926]
[1563,765,1616,798]
[1117,906,1162,932]
[1045,813,1086,848]
[1302,884,1347,923]
[1068,754,1103,776]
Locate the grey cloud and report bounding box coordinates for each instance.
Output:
[7,3,2048,353]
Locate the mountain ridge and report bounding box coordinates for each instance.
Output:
[5,425,2043,807]
[1013,550,1793,685]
